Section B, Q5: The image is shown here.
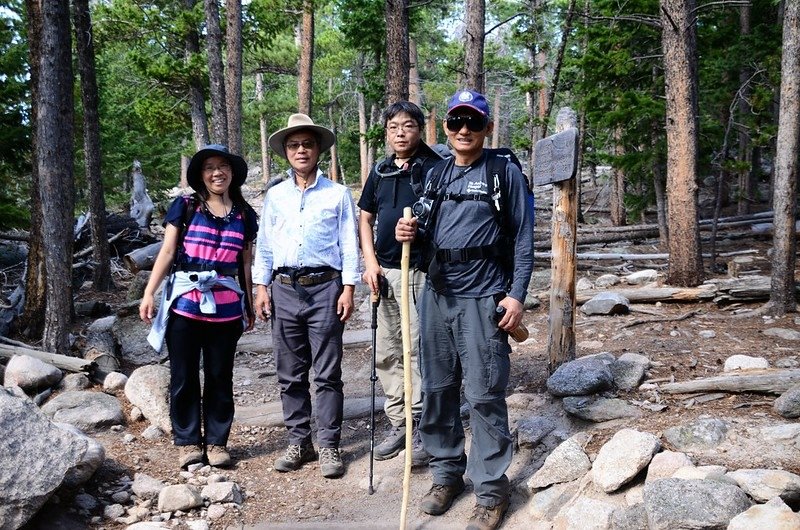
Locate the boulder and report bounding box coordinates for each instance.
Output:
[125,364,172,433]
[3,355,62,393]
[40,391,124,432]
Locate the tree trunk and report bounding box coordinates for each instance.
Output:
[72,0,112,292]
[38,0,75,355]
[298,0,314,115]
[327,78,340,182]
[385,0,409,104]
[204,0,228,144]
[464,0,485,92]
[736,3,753,215]
[357,88,369,186]
[22,0,46,340]
[661,0,703,287]
[185,0,209,151]
[225,0,243,155]
[256,72,271,184]
[611,126,626,226]
[541,0,577,139]
[426,107,437,146]
[408,38,421,106]
[769,0,799,314]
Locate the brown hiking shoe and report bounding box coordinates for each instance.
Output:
[420,479,465,515]
[466,498,510,530]
[274,443,317,472]
[319,447,345,478]
[207,445,232,467]
[178,444,203,468]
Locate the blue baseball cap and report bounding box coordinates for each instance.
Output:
[447,89,490,117]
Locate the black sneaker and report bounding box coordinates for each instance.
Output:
[411,423,431,467]
[374,424,405,461]
[274,443,317,472]
[420,479,465,515]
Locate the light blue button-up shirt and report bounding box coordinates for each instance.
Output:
[253,169,360,286]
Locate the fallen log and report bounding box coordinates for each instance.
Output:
[123,241,162,273]
[576,285,717,305]
[0,342,97,375]
[659,369,800,395]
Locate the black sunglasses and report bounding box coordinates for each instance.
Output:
[446,114,487,133]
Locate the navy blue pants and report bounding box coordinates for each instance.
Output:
[272,278,345,448]
[166,314,243,446]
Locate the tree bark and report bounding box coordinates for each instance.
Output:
[225,0,243,155]
[357,87,369,186]
[38,0,75,355]
[660,370,800,395]
[661,0,703,287]
[204,0,228,144]
[611,126,627,226]
[185,0,209,151]
[408,38,421,106]
[769,0,799,314]
[464,0,485,92]
[385,0,409,104]
[327,78,340,182]
[256,72,271,184]
[22,0,46,340]
[737,3,753,216]
[298,0,314,115]
[73,0,112,292]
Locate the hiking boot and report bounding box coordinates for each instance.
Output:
[178,444,203,469]
[410,423,431,467]
[319,447,345,478]
[420,479,465,515]
[274,443,317,472]
[374,423,405,461]
[207,445,232,467]
[466,498,510,530]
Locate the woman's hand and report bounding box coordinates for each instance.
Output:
[139,293,155,324]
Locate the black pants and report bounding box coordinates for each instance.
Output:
[165,314,243,446]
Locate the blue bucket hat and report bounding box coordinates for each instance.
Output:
[447,89,491,118]
[187,144,247,191]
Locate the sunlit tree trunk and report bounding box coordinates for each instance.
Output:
[256,72,271,184]
[225,0,243,155]
[73,0,111,291]
[358,88,369,186]
[327,78,340,182]
[464,0,485,92]
[39,0,75,354]
[22,0,45,339]
[385,0,409,104]
[298,0,314,115]
[769,0,799,314]
[205,0,228,144]
[491,88,500,148]
[185,0,209,150]
[409,38,421,106]
[426,107,437,146]
[661,0,703,286]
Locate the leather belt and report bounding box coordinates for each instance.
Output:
[179,263,238,277]
[276,270,340,286]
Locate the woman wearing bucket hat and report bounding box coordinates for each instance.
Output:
[252,114,360,479]
[139,144,258,469]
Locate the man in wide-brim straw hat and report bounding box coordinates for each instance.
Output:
[253,113,360,479]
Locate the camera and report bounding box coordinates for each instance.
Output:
[411,197,433,220]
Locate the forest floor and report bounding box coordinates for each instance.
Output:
[40,230,799,530]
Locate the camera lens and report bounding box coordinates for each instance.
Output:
[411,200,428,219]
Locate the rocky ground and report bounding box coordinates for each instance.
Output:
[22,249,800,529]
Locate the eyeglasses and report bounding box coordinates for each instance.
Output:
[445,114,487,133]
[386,122,419,135]
[202,162,231,173]
[285,139,317,151]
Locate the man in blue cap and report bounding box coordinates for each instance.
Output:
[395,89,534,530]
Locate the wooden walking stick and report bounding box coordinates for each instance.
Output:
[399,206,413,530]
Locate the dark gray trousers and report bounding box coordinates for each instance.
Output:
[418,288,513,506]
[272,278,345,448]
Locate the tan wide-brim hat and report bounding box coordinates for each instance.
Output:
[268,113,336,160]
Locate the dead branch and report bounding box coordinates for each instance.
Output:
[660,369,800,395]
[619,309,701,329]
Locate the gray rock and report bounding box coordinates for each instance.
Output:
[157,484,203,512]
[58,373,91,392]
[672,465,728,480]
[775,385,800,419]
[207,503,227,520]
[110,490,130,504]
[776,356,800,369]
[527,479,581,521]
[553,496,616,529]
[547,357,615,397]
[611,354,649,392]
[515,416,556,448]
[104,503,125,519]
[643,478,752,530]
[611,503,648,530]
[103,372,128,393]
[591,429,660,493]
[53,422,107,488]
[40,391,124,432]
[764,328,800,341]
[595,274,620,288]
[723,354,769,372]
[527,434,591,489]
[125,365,172,434]
[131,473,166,501]
[563,396,642,422]
[74,492,99,511]
[698,329,717,339]
[663,417,729,450]
[126,523,170,529]
[728,497,800,530]
[3,354,62,393]
[576,277,594,291]
[141,425,166,440]
[727,468,800,504]
[0,388,103,529]
[186,521,212,530]
[626,269,658,285]
[761,423,800,443]
[201,482,243,504]
[581,292,630,316]
[645,451,693,483]
[113,312,165,366]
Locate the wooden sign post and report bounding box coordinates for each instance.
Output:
[533,108,579,373]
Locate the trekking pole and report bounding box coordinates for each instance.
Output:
[399,207,413,530]
[368,278,382,495]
